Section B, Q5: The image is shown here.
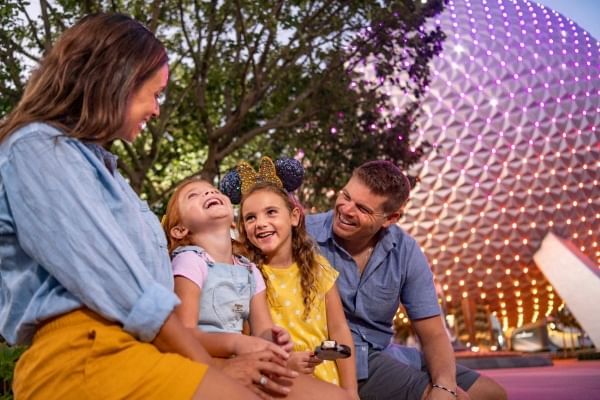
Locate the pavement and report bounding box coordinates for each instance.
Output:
[479,359,600,400]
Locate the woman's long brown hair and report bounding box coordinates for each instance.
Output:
[237,182,320,318]
[0,13,167,143]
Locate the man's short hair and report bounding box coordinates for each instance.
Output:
[352,160,411,213]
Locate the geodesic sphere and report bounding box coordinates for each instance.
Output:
[397,0,599,330]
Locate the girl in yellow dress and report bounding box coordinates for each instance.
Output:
[224,157,358,400]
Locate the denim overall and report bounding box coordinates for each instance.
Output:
[171,246,256,334]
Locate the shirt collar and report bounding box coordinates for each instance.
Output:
[314,210,335,244]
[84,142,118,174]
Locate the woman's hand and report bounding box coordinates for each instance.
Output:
[287,351,322,374]
[233,334,290,362]
[219,350,299,399]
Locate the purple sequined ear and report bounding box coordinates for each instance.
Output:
[276,158,304,192]
[219,169,242,204]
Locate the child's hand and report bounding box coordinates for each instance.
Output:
[287,351,322,374]
[270,325,293,353]
[233,334,290,362]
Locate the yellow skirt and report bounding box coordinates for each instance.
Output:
[13,309,207,400]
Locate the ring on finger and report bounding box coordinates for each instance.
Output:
[259,375,268,386]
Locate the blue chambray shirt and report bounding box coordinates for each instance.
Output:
[0,123,179,345]
[306,211,441,380]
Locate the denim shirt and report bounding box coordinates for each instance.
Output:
[306,211,440,379]
[171,245,256,334]
[0,123,179,345]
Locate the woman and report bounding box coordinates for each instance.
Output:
[0,13,292,399]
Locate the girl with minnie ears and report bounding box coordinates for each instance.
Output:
[221,157,359,400]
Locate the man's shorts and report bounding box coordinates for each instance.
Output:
[358,347,480,400]
[13,309,208,399]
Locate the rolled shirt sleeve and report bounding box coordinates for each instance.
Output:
[0,124,178,343]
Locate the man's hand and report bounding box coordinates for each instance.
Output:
[423,384,469,400]
[287,351,322,374]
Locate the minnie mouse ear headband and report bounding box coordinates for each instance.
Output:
[220,157,304,204]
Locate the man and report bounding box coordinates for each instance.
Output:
[306,160,506,400]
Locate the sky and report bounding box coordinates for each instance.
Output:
[24,1,599,40]
[534,0,600,40]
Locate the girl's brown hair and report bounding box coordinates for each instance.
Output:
[237,182,319,318]
[162,177,210,254]
[0,13,168,143]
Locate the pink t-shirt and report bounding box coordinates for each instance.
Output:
[172,251,266,294]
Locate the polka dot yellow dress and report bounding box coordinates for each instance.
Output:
[261,255,340,385]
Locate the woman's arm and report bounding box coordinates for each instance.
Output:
[5,131,178,341]
[174,275,297,397]
[325,284,359,399]
[151,311,213,363]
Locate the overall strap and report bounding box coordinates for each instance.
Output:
[234,254,257,294]
[171,245,210,263]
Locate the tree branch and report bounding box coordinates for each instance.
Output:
[215,109,316,162]
[39,0,53,52]
[148,0,162,33]
[16,2,45,51]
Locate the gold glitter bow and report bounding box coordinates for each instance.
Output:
[238,157,283,195]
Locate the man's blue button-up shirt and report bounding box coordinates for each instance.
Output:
[306,211,440,379]
[0,123,179,345]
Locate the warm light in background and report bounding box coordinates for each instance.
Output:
[393,0,599,335]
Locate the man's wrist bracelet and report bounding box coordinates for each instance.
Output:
[432,383,457,398]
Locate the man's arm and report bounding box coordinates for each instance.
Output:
[412,315,458,399]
